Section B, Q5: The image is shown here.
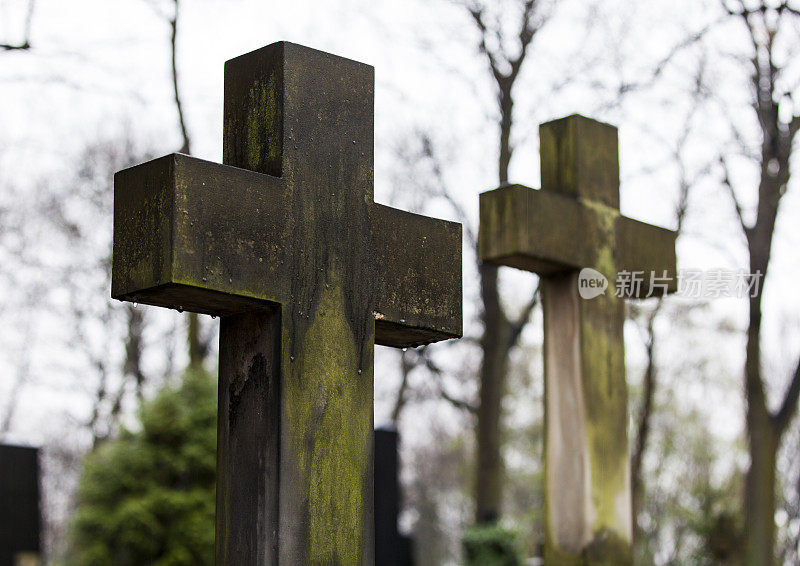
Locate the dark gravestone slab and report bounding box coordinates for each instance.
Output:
[0,445,41,566]
[375,428,412,566]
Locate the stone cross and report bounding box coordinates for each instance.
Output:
[112,42,462,565]
[478,115,676,564]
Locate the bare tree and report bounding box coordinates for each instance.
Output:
[390,349,415,425]
[714,2,800,563]
[46,138,154,446]
[388,0,555,527]
[169,0,191,156]
[464,0,553,525]
[630,75,708,534]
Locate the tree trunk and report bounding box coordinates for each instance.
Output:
[187,311,204,369]
[124,304,146,399]
[741,124,784,562]
[744,408,777,566]
[475,263,511,523]
[631,308,658,543]
[744,288,778,565]
[475,80,514,523]
[497,85,513,185]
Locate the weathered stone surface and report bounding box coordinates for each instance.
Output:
[112,42,462,564]
[539,114,620,209]
[478,184,600,274]
[112,155,462,345]
[479,185,677,298]
[615,216,677,296]
[478,114,676,564]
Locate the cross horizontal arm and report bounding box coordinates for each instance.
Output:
[478,184,677,297]
[112,153,464,341]
[373,204,462,348]
[478,184,598,274]
[616,215,677,296]
[111,153,290,315]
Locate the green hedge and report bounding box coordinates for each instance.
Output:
[68,369,217,566]
[463,523,524,566]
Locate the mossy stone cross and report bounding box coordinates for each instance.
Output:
[111,42,462,565]
[479,115,676,564]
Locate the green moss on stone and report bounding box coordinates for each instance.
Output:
[286,274,372,564]
[583,528,632,565]
[247,72,281,174]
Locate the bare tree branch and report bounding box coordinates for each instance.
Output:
[466,4,504,84]
[390,1,550,524]
[416,132,478,247]
[719,156,750,236]
[631,299,663,519]
[789,113,800,140]
[0,41,30,51]
[467,0,546,82]
[169,0,191,154]
[415,347,478,413]
[508,0,541,81]
[0,331,33,436]
[391,349,414,424]
[611,16,725,100]
[146,0,208,368]
[123,305,147,401]
[714,3,800,560]
[783,3,800,17]
[437,383,478,413]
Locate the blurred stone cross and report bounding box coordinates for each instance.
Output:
[111,42,462,565]
[479,115,676,564]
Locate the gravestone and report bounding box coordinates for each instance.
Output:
[0,445,41,566]
[374,428,412,566]
[111,42,462,564]
[479,115,677,564]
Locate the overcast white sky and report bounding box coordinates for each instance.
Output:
[2,0,800,473]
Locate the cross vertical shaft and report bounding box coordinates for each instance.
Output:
[216,310,281,562]
[218,43,377,565]
[541,270,628,563]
